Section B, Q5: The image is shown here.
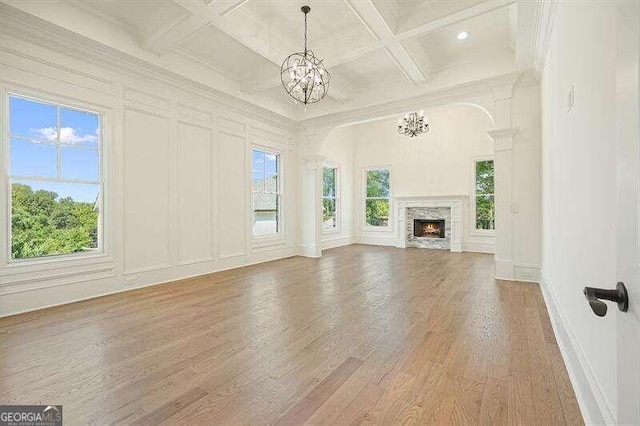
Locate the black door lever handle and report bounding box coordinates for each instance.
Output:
[583,282,629,317]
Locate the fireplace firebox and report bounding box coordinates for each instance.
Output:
[413,219,445,238]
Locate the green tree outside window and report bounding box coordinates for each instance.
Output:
[365,168,390,227]
[475,160,495,230]
[322,167,338,230]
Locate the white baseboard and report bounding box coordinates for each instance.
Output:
[539,270,614,425]
[462,241,495,254]
[297,244,322,258]
[495,258,515,280]
[514,264,540,283]
[354,235,397,247]
[321,235,354,250]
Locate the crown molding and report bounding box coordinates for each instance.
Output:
[530,0,557,76]
[0,2,297,132]
[517,0,557,78]
[299,71,530,132]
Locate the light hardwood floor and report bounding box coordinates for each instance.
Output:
[0,245,582,425]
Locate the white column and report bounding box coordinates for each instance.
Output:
[297,128,329,258]
[489,127,518,280]
[488,90,518,280]
[300,155,325,257]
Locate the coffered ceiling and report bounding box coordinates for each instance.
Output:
[2,0,535,120]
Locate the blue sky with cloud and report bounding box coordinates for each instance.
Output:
[9,96,100,203]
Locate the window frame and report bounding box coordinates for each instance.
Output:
[471,157,496,235]
[322,164,340,233]
[250,145,284,240]
[362,165,393,232]
[3,90,107,265]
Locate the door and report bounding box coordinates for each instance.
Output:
[616,1,640,424]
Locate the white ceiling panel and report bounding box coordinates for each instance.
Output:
[372,0,486,35]
[241,0,370,46]
[180,24,279,80]
[73,0,190,38]
[403,6,512,71]
[331,48,408,91]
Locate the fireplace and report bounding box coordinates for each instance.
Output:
[413,219,445,238]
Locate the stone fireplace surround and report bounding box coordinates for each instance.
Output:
[395,196,464,252]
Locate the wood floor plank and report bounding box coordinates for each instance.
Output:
[0,245,582,424]
[275,356,363,425]
[131,387,208,426]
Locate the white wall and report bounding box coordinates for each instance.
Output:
[320,126,355,250]
[511,83,543,280]
[350,106,496,252]
[541,2,617,423]
[0,32,297,317]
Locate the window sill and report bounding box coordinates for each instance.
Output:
[2,252,112,275]
[0,253,115,292]
[362,225,394,233]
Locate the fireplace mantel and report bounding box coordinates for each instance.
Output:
[395,195,466,252]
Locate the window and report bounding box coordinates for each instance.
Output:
[474,159,495,231]
[252,148,281,236]
[365,168,391,227]
[322,166,339,231]
[7,94,102,260]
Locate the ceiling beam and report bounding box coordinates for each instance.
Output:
[144,0,353,102]
[143,0,249,55]
[396,0,515,41]
[242,0,513,93]
[345,0,426,84]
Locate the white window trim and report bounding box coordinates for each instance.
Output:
[322,164,341,234]
[470,156,496,236]
[250,145,285,242]
[2,89,110,269]
[362,165,393,233]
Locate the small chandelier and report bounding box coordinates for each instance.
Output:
[280,6,330,105]
[398,110,429,137]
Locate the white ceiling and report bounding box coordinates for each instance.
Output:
[18,0,523,119]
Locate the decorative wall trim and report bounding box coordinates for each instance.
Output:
[539,269,614,425]
[123,86,171,110]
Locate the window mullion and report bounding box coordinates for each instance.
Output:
[56,106,62,179]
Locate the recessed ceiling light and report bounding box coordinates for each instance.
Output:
[457,31,469,40]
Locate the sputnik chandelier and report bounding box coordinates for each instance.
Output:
[280,6,330,105]
[398,110,429,137]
